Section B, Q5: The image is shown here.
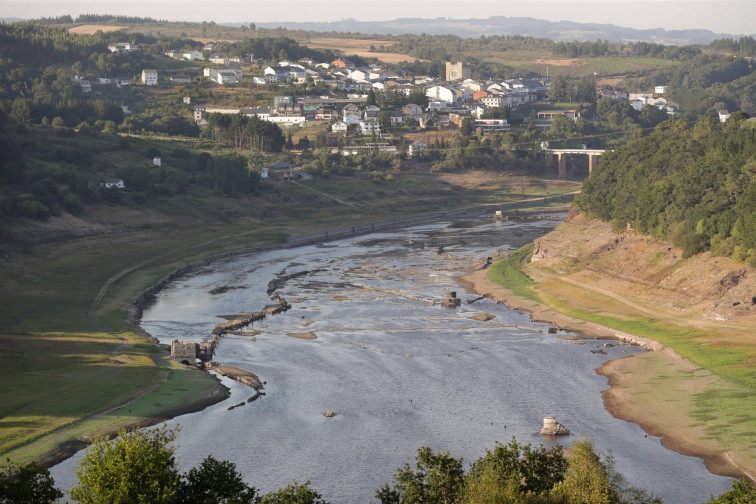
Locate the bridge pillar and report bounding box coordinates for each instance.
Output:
[558,153,567,179]
[588,154,600,176]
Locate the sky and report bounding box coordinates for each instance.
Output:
[2,0,754,36]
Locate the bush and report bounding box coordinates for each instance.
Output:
[0,459,63,504]
[17,199,50,219]
[63,193,84,215]
[144,147,161,159]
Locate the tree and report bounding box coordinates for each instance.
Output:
[576,74,597,105]
[379,447,464,504]
[459,118,475,136]
[0,459,63,504]
[70,425,180,504]
[366,89,377,107]
[705,479,756,503]
[467,439,567,497]
[260,482,328,504]
[378,111,391,130]
[549,75,571,103]
[178,455,259,504]
[552,439,613,504]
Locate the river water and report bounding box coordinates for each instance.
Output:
[51,213,733,503]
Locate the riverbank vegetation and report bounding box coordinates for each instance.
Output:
[5,424,754,503]
[578,115,756,263]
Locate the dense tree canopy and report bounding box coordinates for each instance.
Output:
[578,115,756,261]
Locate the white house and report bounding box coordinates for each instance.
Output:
[215,70,239,85]
[425,85,455,104]
[183,51,204,61]
[349,68,369,81]
[264,66,289,83]
[153,156,162,167]
[108,42,138,53]
[343,112,360,126]
[718,109,732,123]
[359,118,381,135]
[387,110,403,126]
[79,79,92,93]
[242,107,273,120]
[141,69,158,86]
[655,85,667,94]
[267,116,306,127]
[331,120,348,133]
[479,95,504,108]
[209,53,229,65]
[402,103,423,117]
[408,141,427,158]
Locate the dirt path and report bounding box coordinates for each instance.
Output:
[531,268,746,334]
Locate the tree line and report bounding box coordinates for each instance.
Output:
[2,424,753,503]
[578,114,756,262]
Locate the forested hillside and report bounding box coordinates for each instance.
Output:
[577,115,756,261]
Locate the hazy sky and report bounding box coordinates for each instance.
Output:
[3,0,754,35]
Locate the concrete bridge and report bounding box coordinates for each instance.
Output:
[543,148,608,179]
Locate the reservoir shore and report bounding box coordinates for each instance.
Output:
[462,268,752,482]
[111,200,747,488]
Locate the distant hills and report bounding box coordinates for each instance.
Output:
[250,16,733,45]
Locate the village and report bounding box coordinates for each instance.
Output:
[74,40,692,164]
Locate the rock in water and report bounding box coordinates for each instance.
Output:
[540,416,570,436]
[323,411,336,418]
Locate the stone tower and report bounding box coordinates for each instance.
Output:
[446,62,471,81]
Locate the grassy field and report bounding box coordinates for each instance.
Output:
[486,244,541,302]
[304,38,423,64]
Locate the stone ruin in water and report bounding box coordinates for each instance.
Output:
[540,416,570,436]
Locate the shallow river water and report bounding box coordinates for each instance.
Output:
[51,214,733,503]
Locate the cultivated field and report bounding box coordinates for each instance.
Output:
[68,24,126,35]
[304,37,425,64]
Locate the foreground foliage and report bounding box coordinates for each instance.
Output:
[377,439,664,504]
[4,425,753,503]
[0,459,62,504]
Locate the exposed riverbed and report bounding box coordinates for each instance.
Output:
[51,213,733,503]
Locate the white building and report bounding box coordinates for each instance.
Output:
[108,42,138,53]
[425,85,455,104]
[474,118,510,133]
[183,51,204,61]
[359,118,381,135]
[408,141,427,158]
[331,120,348,133]
[141,69,158,86]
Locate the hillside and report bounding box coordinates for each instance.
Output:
[489,209,756,479]
[253,16,732,45]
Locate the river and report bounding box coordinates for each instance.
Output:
[50,212,733,503]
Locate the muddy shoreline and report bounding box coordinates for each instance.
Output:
[460,268,748,482]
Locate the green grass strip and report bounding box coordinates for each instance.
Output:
[487,243,542,303]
